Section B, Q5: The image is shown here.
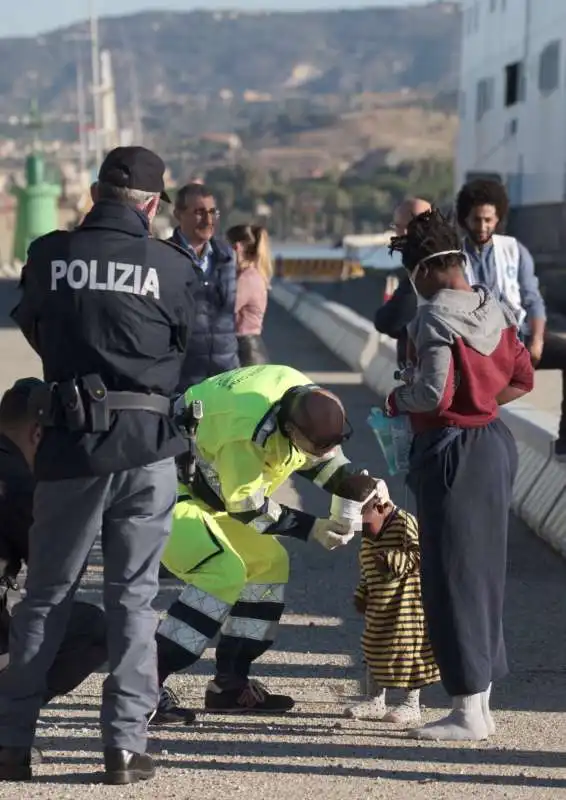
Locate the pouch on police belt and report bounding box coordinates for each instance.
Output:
[28,383,59,427]
[81,374,110,433]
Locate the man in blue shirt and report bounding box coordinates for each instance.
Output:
[456,179,566,457]
[169,184,239,393]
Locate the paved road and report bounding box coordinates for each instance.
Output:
[0,283,565,797]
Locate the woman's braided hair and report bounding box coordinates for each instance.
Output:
[388,208,464,272]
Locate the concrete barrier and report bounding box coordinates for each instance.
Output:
[271,280,566,558]
[0,264,20,280]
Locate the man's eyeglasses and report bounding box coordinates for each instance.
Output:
[194,208,220,220]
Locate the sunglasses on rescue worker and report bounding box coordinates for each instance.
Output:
[290,416,353,452]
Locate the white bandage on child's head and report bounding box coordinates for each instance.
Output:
[330,477,391,530]
[330,495,364,526]
[373,478,390,506]
[357,478,390,510]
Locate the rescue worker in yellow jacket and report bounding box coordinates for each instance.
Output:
[152,364,369,721]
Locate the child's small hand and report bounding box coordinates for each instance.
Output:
[353,595,367,614]
[374,552,391,574]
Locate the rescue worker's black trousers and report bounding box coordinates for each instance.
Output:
[0,459,176,752]
[44,601,108,702]
[0,601,107,701]
[407,419,518,697]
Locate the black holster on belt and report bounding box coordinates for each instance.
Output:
[28,383,63,428]
[29,374,171,434]
[58,379,87,432]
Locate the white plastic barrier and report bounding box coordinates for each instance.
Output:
[271,280,566,558]
[272,283,374,370]
[0,264,20,280]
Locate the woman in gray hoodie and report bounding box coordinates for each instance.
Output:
[384,209,534,743]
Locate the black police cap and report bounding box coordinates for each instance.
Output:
[98,146,172,203]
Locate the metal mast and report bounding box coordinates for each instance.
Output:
[90,0,103,168]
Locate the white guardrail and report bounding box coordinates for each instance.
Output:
[272,280,566,559]
[0,264,21,279]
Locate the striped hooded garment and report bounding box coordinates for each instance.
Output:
[355,504,440,689]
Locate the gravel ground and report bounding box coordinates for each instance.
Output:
[0,287,564,797]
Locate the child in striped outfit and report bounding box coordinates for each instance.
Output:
[344,475,440,724]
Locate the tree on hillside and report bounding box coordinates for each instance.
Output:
[201,157,454,241]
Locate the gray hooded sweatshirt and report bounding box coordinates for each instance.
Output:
[389,286,533,431]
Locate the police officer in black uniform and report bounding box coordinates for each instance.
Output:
[0,146,197,785]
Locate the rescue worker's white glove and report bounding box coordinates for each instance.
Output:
[309,518,355,550]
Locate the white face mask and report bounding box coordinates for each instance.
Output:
[408,264,428,306]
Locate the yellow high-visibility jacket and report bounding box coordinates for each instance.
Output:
[178,364,353,539]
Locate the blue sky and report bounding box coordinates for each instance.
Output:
[1,0,448,38]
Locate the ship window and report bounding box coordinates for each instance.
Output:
[476,77,494,121]
[538,40,561,95]
[505,62,523,106]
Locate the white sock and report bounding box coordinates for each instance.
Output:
[404,689,421,709]
[408,693,488,741]
[362,665,381,697]
[383,688,421,724]
[345,670,386,719]
[480,683,495,735]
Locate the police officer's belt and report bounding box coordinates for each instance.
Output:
[104,392,170,414]
[29,375,171,434]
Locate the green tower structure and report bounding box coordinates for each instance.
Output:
[11,101,62,263]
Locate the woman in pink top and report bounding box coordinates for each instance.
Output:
[226,224,272,366]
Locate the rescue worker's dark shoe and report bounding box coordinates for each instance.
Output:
[0,746,33,781]
[148,685,197,726]
[103,747,155,785]
[204,679,295,714]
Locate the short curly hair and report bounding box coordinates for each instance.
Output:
[456,179,509,228]
[388,208,464,273]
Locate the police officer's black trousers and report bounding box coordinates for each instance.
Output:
[0,458,176,753]
[407,420,518,697]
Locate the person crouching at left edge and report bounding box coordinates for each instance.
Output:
[384,209,534,742]
[342,474,439,725]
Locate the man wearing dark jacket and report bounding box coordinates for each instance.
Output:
[374,198,431,366]
[0,379,107,764]
[170,184,239,392]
